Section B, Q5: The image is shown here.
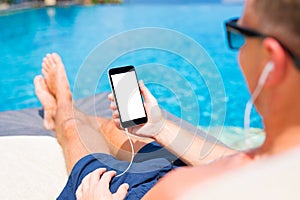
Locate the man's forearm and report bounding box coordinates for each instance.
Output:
[153,120,236,166]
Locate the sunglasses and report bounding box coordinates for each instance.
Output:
[225,17,300,69]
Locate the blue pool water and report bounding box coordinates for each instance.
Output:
[0,4,263,129]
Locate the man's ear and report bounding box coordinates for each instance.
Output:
[262,37,288,87]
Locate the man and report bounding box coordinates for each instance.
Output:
[34,0,300,199]
[142,0,300,198]
[35,53,234,199]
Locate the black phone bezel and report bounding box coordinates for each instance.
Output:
[108,65,148,128]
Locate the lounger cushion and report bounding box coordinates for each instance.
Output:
[0,92,217,199]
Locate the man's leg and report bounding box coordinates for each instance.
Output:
[36,53,151,173]
[38,53,113,173]
[72,109,153,160]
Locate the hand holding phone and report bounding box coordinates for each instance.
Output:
[109,66,148,128]
[108,67,165,138]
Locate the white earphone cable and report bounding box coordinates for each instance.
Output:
[115,128,135,177]
[244,62,274,145]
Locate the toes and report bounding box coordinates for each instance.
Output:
[34,75,55,104]
[41,68,48,80]
[42,62,47,71]
[34,75,44,93]
[42,57,50,71]
[34,76,44,98]
[34,75,51,96]
[36,75,48,91]
[34,75,56,130]
[47,53,56,68]
[52,52,62,64]
[34,75,43,85]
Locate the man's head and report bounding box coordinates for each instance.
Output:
[225,0,300,116]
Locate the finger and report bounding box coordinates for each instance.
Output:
[113,118,121,129]
[89,168,107,187]
[110,102,117,111]
[81,173,92,193]
[127,126,140,134]
[108,93,115,101]
[98,171,116,190]
[139,80,157,104]
[112,110,119,119]
[75,185,83,200]
[113,183,129,200]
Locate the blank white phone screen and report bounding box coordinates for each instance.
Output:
[111,71,146,122]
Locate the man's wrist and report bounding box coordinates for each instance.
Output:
[152,119,178,147]
[151,117,168,141]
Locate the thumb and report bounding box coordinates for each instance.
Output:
[113,183,129,200]
[139,80,157,104]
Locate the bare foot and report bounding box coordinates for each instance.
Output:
[41,53,77,141]
[34,75,56,130]
[40,53,110,133]
[41,53,72,102]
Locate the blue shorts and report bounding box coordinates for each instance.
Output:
[57,142,186,200]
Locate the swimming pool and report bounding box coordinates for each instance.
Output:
[0,3,263,134]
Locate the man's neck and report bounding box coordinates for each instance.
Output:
[257,72,300,157]
[257,117,300,156]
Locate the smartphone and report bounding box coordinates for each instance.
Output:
[108,66,148,128]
